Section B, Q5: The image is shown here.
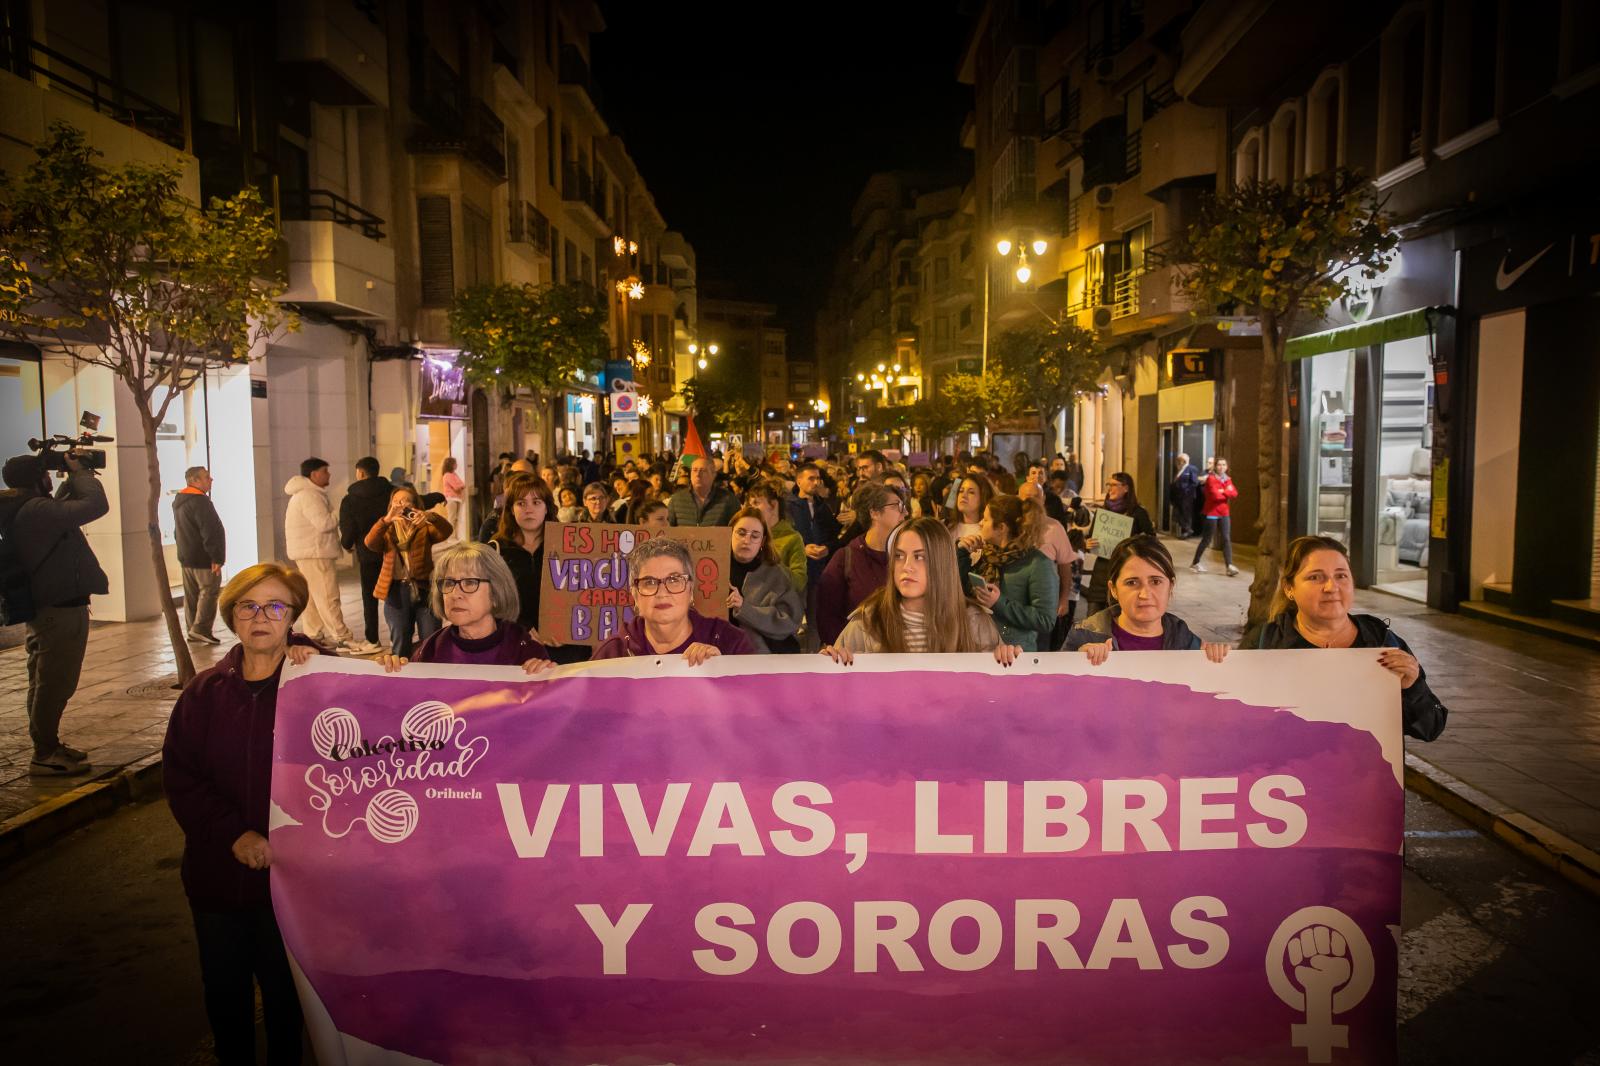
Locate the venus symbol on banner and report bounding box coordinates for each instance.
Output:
[1266,906,1375,1064]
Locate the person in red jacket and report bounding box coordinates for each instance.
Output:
[162,562,330,1066]
[1190,457,1241,575]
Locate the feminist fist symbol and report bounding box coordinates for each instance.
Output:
[1267,907,1374,1064]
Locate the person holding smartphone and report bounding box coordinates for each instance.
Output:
[364,485,452,656]
[962,494,1058,653]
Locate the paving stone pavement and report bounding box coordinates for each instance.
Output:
[3,547,1599,860]
[0,572,375,823]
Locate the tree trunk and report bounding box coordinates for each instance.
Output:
[1247,316,1287,627]
[139,408,197,686]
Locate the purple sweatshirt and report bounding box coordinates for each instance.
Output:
[162,636,330,911]
[592,609,755,659]
[412,619,550,665]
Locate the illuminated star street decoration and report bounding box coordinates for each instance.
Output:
[612,235,626,256]
[631,339,652,368]
[628,281,645,300]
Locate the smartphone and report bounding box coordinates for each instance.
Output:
[965,572,989,593]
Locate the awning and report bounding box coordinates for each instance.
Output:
[1284,307,1446,362]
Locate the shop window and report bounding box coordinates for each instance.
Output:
[0,346,46,464]
[1306,350,1355,543]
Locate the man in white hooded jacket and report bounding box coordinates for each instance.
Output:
[283,457,362,649]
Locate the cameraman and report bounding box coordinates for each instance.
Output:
[1,451,110,775]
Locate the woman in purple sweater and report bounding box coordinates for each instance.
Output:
[594,537,754,662]
[378,542,554,672]
[162,562,329,1065]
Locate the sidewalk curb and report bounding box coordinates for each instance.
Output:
[1404,751,1600,897]
[0,753,164,868]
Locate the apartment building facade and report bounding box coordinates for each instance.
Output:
[0,0,693,620]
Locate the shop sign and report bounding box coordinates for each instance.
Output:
[1167,348,1217,386]
[1460,218,1600,314]
[419,359,467,420]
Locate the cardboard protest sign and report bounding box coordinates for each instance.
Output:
[537,522,730,645]
[1089,508,1136,560]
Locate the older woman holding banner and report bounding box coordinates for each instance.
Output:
[377,542,553,672]
[163,563,327,1066]
[594,537,754,663]
[1066,536,1230,664]
[822,517,1021,666]
[1242,534,1447,740]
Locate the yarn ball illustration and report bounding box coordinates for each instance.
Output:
[366,789,419,844]
[310,707,362,759]
[401,700,456,746]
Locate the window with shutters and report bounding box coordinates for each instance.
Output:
[463,205,492,286]
[417,196,454,306]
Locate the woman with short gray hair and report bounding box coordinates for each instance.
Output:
[377,541,553,672]
[593,535,754,663]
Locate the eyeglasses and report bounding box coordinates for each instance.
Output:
[732,528,764,540]
[440,578,484,593]
[234,600,291,621]
[634,573,691,596]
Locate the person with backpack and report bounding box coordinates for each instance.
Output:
[1,452,110,775]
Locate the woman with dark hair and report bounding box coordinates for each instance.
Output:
[555,485,584,523]
[364,485,452,656]
[945,475,993,543]
[725,505,805,652]
[594,538,754,662]
[965,494,1058,652]
[822,518,1019,665]
[1066,535,1230,663]
[611,477,654,524]
[813,481,908,645]
[1242,535,1447,740]
[1084,472,1156,614]
[163,563,328,1065]
[487,474,554,628]
[910,472,937,520]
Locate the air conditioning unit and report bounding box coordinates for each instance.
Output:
[1092,185,1116,208]
[1092,306,1114,329]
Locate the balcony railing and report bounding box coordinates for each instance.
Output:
[508,200,550,255]
[561,162,593,206]
[1124,127,1142,178]
[0,27,184,148]
[1063,195,1081,238]
[1111,266,1146,319]
[280,188,386,240]
[407,44,505,178]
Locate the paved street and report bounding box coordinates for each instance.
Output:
[1,787,1594,1063]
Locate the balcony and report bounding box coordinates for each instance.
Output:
[507,200,551,256]
[281,188,386,240]
[560,162,609,234]
[557,43,604,123]
[1110,266,1147,320]
[1137,101,1221,200]
[406,45,505,180]
[280,211,396,321]
[0,27,184,149]
[277,0,388,107]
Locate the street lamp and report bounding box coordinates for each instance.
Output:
[688,339,719,371]
[984,231,1049,375]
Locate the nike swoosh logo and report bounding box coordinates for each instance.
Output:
[1495,244,1554,290]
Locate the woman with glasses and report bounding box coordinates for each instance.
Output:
[813,481,906,645]
[580,481,613,524]
[162,563,328,1065]
[725,505,805,653]
[364,485,452,657]
[377,542,553,672]
[822,518,1020,665]
[594,537,754,663]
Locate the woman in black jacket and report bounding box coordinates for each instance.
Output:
[1242,535,1448,741]
[1083,472,1155,614]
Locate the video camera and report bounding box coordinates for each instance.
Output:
[29,411,112,472]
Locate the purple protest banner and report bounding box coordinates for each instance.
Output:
[270,651,1402,1065]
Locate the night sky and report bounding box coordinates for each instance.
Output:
[592,2,974,356]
